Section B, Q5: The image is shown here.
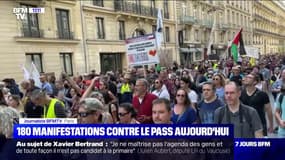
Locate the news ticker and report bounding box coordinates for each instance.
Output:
[9,139,283,160]
[14,124,233,138]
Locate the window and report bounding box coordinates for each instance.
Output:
[165,27,170,42]
[26,53,43,73]
[93,0,103,7]
[236,13,239,26]
[56,9,72,39]
[241,15,243,26]
[135,0,142,14]
[96,17,105,39]
[100,53,122,74]
[152,25,157,34]
[20,4,40,37]
[220,32,224,43]
[195,30,199,41]
[163,0,169,19]
[232,11,235,26]
[60,53,73,76]
[150,0,156,16]
[227,10,230,24]
[118,20,126,40]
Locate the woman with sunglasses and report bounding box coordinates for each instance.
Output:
[212,74,226,103]
[117,103,139,124]
[171,89,197,124]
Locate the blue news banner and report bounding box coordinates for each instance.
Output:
[0,124,283,160]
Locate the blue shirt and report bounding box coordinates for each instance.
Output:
[215,87,225,104]
[41,82,53,95]
[272,79,283,90]
[171,106,197,124]
[198,98,224,124]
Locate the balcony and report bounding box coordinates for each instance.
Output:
[15,28,79,43]
[21,27,44,38]
[57,30,74,40]
[114,1,158,18]
[181,16,196,25]
[201,20,213,28]
[219,23,231,31]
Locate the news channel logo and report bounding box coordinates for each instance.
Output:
[13,7,45,20]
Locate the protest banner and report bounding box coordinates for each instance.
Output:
[125,34,159,66]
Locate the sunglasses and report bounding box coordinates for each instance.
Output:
[118,112,129,117]
[78,111,96,117]
[176,94,185,97]
[213,78,220,80]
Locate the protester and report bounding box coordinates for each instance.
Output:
[272,69,285,100]
[198,82,224,124]
[214,81,263,138]
[275,84,285,138]
[119,73,134,104]
[180,77,198,107]
[0,89,8,109]
[152,98,172,124]
[240,72,274,136]
[30,89,66,118]
[78,98,112,124]
[118,103,139,124]
[152,78,170,100]
[132,78,157,124]
[212,73,226,103]
[230,66,243,86]
[39,75,53,96]
[7,94,25,117]
[0,107,20,138]
[171,88,197,124]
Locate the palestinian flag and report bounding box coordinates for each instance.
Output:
[230,28,247,63]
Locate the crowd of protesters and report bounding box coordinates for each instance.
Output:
[1,54,285,139]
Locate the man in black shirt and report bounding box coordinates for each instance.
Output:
[240,72,273,136]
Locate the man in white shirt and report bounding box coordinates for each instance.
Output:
[152,79,170,100]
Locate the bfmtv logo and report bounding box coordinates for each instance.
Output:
[13,8,45,20]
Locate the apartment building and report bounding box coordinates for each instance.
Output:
[0,0,84,81]
[81,0,177,73]
[0,0,177,80]
[253,1,285,54]
[177,0,252,66]
[1,0,285,81]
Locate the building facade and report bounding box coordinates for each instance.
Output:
[0,0,177,81]
[253,1,285,55]
[177,0,252,66]
[0,0,285,81]
[81,0,177,73]
[0,0,84,81]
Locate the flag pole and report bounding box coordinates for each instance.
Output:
[155,8,164,67]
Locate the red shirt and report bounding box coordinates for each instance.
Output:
[132,93,157,124]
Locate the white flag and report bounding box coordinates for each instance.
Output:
[21,64,30,80]
[30,62,41,88]
[155,9,163,48]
